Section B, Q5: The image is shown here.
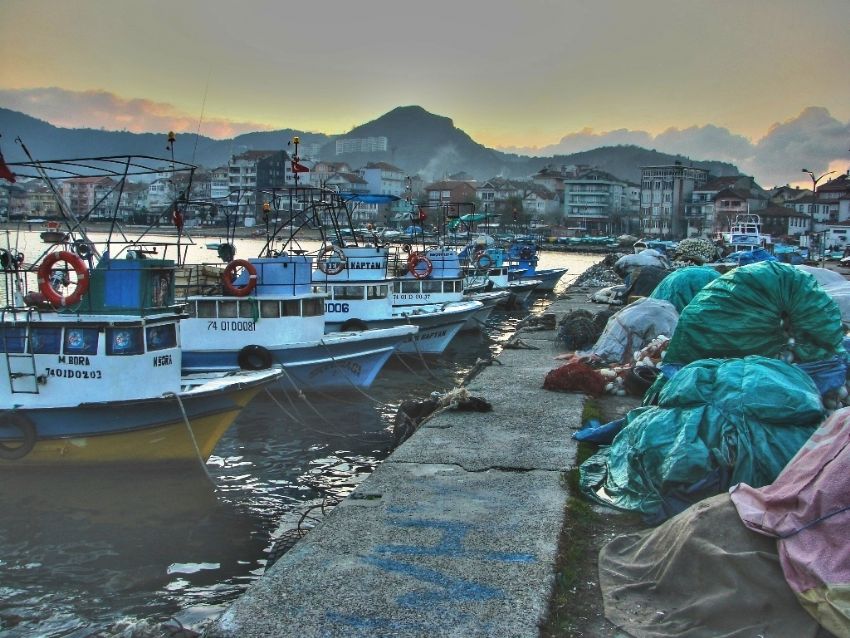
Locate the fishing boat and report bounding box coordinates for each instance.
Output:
[389,246,507,331]
[719,214,775,265]
[459,242,541,307]
[177,252,418,388]
[0,246,282,466]
[504,240,568,292]
[311,244,484,353]
[0,150,285,466]
[238,181,484,355]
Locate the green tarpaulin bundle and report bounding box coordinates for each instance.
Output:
[648,266,720,313]
[579,356,824,523]
[663,261,844,364]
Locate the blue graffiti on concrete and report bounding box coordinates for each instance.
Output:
[375,519,535,563]
[362,554,502,606]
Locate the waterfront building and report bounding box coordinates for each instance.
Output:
[563,169,632,235]
[758,204,810,241]
[60,176,116,219]
[639,162,709,238]
[684,176,769,237]
[210,166,229,200]
[358,162,406,197]
[424,180,478,210]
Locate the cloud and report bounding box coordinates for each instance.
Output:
[504,109,849,188]
[0,87,273,139]
[749,107,850,186]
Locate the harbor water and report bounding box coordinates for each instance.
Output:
[0,232,600,637]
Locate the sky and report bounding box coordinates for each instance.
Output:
[1,0,848,187]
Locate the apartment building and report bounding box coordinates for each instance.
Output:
[564,169,633,235]
[358,162,405,197]
[639,163,709,238]
[335,136,388,155]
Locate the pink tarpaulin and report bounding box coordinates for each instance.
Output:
[731,407,850,637]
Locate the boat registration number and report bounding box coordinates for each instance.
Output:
[207,320,257,332]
[325,303,350,313]
[394,294,432,301]
[44,367,103,379]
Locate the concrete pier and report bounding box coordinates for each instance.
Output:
[207,296,590,638]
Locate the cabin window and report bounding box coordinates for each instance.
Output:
[29,328,61,354]
[219,301,238,318]
[106,327,143,356]
[401,281,419,294]
[195,300,216,318]
[423,281,442,293]
[64,328,99,355]
[367,285,388,299]
[260,300,280,318]
[238,300,256,318]
[146,324,177,351]
[281,300,300,316]
[302,298,324,317]
[0,327,26,353]
[393,282,403,294]
[335,285,364,300]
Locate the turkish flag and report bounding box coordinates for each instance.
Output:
[291,161,310,173]
[0,150,16,183]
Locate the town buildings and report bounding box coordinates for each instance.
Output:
[2,137,845,246]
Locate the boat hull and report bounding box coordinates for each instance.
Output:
[0,380,267,467]
[181,326,416,390]
[515,268,568,292]
[326,309,471,355]
[462,290,509,330]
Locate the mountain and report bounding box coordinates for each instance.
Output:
[0,106,739,183]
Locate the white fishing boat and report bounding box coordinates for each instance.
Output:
[0,151,284,467]
[459,243,541,307]
[178,252,418,389]
[311,244,482,354]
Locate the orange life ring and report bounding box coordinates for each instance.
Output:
[37,250,89,307]
[317,246,346,275]
[222,259,258,297]
[409,254,433,280]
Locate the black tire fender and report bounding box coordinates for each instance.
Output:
[340,318,369,332]
[0,413,36,460]
[237,345,274,370]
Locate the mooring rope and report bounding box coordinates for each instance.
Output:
[164,391,213,483]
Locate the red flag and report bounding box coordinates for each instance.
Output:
[291,161,309,173]
[418,208,427,223]
[0,150,16,183]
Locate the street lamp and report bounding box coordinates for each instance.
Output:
[801,168,836,262]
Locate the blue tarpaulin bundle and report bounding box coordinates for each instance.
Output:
[579,356,825,524]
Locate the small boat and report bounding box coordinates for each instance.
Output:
[39,221,69,244]
[719,214,775,265]
[178,252,418,389]
[0,249,282,466]
[459,244,541,307]
[504,241,568,292]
